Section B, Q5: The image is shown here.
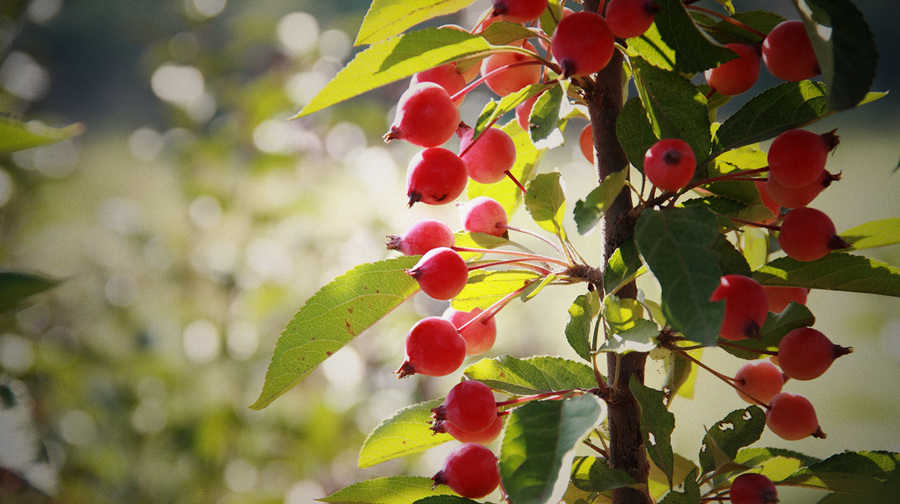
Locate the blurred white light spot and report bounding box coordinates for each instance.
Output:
[225,458,258,493]
[321,346,364,390]
[57,410,97,446]
[285,480,326,504]
[189,194,222,228]
[351,147,398,193]
[319,29,352,60]
[151,64,205,107]
[26,0,63,24]
[182,319,220,364]
[226,321,258,361]
[0,51,50,101]
[0,334,34,374]
[12,138,78,178]
[325,122,367,160]
[105,275,138,307]
[246,238,293,284]
[98,197,145,235]
[185,91,217,123]
[131,399,166,434]
[252,119,294,154]
[187,0,226,18]
[0,169,12,207]
[128,127,164,162]
[285,71,329,107]
[278,12,319,56]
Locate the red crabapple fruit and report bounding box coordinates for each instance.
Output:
[397,317,467,378]
[432,380,498,434]
[753,180,780,224]
[432,443,501,499]
[443,306,497,355]
[385,82,460,147]
[777,207,851,262]
[580,124,594,163]
[704,43,761,96]
[765,392,825,440]
[762,20,820,82]
[480,42,542,97]
[441,414,504,444]
[491,0,548,24]
[551,11,615,77]
[765,170,836,209]
[643,138,697,192]
[458,126,517,184]
[734,360,785,405]
[460,196,509,237]
[605,0,661,39]
[729,473,778,504]
[761,286,808,313]
[709,275,769,341]
[516,93,540,131]
[406,247,469,300]
[411,63,467,106]
[767,129,839,188]
[777,327,852,380]
[387,219,455,256]
[406,147,469,207]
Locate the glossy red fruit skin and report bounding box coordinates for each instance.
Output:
[433,443,501,499]
[734,360,785,405]
[763,20,820,82]
[406,247,469,300]
[516,94,540,131]
[481,42,542,97]
[754,180,780,224]
[729,473,778,504]
[406,147,469,207]
[387,219,455,256]
[580,124,594,163]
[761,286,808,313]
[411,63,467,105]
[778,207,847,262]
[643,138,697,192]
[460,196,508,237]
[768,129,831,188]
[491,0,548,24]
[704,43,761,96]
[432,380,498,433]
[765,170,833,209]
[443,307,497,356]
[766,392,822,440]
[778,327,850,380]
[459,127,517,184]
[551,11,615,77]
[709,275,770,341]
[385,82,460,147]
[442,414,504,444]
[398,317,467,378]
[605,0,660,39]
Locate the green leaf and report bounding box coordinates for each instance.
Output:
[699,407,766,474]
[358,399,453,468]
[720,302,815,360]
[321,476,455,504]
[616,98,657,172]
[467,120,544,216]
[631,57,712,165]
[702,10,784,44]
[463,355,598,396]
[752,253,900,297]
[0,117,82,153]
[412,497,481,504]
[479,20,538,46]
[781,450,900,493]
[451,269,542,311]
[662,350,696,400]
[659,468,701,504]
[251,257,420,410]
[630,378,676,487]
[815,465,900,504]
[649,453,700,501]
[525,172,567,237]
[653,0,737,73]
[571,457,640,493]
[712,235,752,277]
[604,240,645,295]
[735,447,822,482]
[354,0,478,45]
[792,0,878,111]
[474,84,555,138]
[565,292,599,362]
[598,318,659,355]
[841,218,900,250]
[296,28,490,117]
[528,84,566,147]
[500,394,607,504]
[634,207,724,346]
[574,170,627,235]
[627,23,676,71]
[0,271,60,313]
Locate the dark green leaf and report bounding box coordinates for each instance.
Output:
[617,98,657,172]
[792,0,878,111]
[699,407,766,474]
[571,457,640,493]
[815,465,900,504]
[634,207,724,346]
[321,476,455,504]
[565,293,599,362]
[525,172,567,237]
[529,84,566,146]
[354,0,478,45]
[720,302,815,360]
[463,355,598,396]
[0,271,60,313]
[574,170,627,235]
[752,253,900,297]
[500,394,606,504]
[296,28,490,117]
[358,399,453,468]
[653,0,737,73]
[0,117,83,153]
[251,257,420,409]
[629,378,676,487]
[703,11,785,44]
[659,468,701,504]
[781,450,900,493]
[713,235,752,277]
[841,218,900,250]
[604,240,644,295]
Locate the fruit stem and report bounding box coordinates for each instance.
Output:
[452,246,570,267]
[466,257,555,275]
[456,281,535,335]
[504,169,529,194]
[685,5,767,39]
[499,224,566,255]
[673,346,772,409]
[450,58,554,104]
[716,340,778,356]
[496,389,579,408]
[686,166,770,189]
[728,216,781,231]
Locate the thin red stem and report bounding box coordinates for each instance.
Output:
[728,216,780,231]
[454,246,571,267]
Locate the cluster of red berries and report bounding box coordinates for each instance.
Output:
[711,274,852,442]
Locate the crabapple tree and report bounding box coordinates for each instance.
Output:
[251,1,899,504]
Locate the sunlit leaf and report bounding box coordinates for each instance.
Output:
[463,355,598,396]
[451,269,542,311]
[321,476,455,504]
[0,271,60,313]
[359,399,453,468]
[251,257,420,409]
[699,406,766,474]
[528,84,566,147]
[412,497,481,504]
[841,218,900,250]
[604,240,645,295]
[525,172,567,237]
[598,319,659,354]
[566,292,599,362]
[571,456,641,493]
[652,0,737,73]
[752,253,900,297]
[500,394,606,504]
[474,83,554,138]
[781,450,900,493]
[736,447,821,482]
[630,378,676,487]
[355,0,478,45]
[0,117,83,153]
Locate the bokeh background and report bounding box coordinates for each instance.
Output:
[0,0,897,503]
